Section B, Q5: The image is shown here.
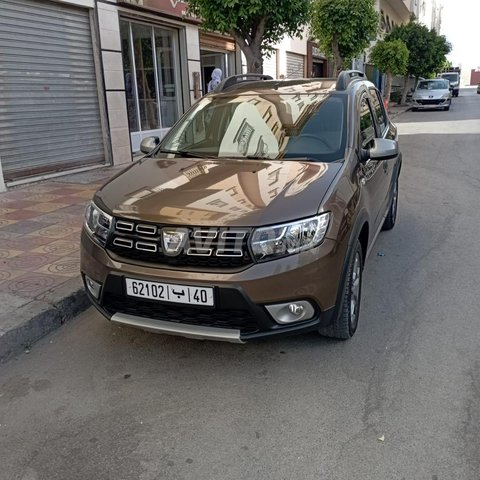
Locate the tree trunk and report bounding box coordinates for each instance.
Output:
[243,45,264,74]
[230,19,266,74]
[331,36,343,77]
[384,72,393,102]
[400,74,410,105]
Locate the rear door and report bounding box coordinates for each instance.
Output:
[358,95,389,233]
[368,88,396,215]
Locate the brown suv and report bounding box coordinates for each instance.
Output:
[81,71,401,343]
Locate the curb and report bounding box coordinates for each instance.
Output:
[388,106,411,120]
[0,277,90,363]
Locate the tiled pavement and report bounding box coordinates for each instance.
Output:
[0,166,128,361]
[0,167,123,301]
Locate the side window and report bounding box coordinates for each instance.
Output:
[369,88,387,134]
[359,98,376,149]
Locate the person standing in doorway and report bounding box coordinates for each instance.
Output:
[208,68,223,93]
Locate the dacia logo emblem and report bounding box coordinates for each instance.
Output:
[161,228,188,256]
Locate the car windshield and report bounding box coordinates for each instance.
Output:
[157,89,347,163]
[441,74,458,83]
[417,80,449,90]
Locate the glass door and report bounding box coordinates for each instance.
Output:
[120,20,182,152]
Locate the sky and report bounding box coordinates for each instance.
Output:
[440,0,480,71]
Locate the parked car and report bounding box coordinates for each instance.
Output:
[438,71,460,97]
[81,71,402,343]
[411,79,452,111]
[477,82,480,94]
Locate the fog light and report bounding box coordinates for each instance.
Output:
[266,301,315,324]
[85,275,102,299]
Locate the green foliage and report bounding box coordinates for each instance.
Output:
[386,21,451,78]
[310,0,379,66]
[370,39,409,77]
[188,0,309,50]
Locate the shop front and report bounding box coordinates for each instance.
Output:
[199,32,238,94]
[117,0,200,152]
[307,41,328,78]
[0,0,107,184]
[119,19,183,152]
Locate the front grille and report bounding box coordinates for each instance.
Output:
[107,218,253,269]
[417,99,442,105]
[103,293,260,334]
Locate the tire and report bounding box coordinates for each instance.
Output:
[445,104,450,111]
[382,177,398,231]
[320,240,363,340]
[411,107,418,112]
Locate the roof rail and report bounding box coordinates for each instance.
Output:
[336,70,366,91]
[214,73,273,93]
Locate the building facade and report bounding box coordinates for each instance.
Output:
[409,0,443,32]
[0,0,242,190]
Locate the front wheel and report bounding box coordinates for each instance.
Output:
[320,240,363,340]
[382,177,398,231]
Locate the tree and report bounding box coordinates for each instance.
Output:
[310,0,379,76]
[187,0,310,74]
[386,21,451,103]
[370,39,409,103]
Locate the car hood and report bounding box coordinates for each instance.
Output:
[95,157,342,227]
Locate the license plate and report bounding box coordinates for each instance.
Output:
[125,278,214,306]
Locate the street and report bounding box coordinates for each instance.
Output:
[1,88,480,480]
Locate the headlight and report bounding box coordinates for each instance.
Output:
[442,92,450,99]
[250,213,330,262]
[84,201,113,246]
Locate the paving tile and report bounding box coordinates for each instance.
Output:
[0,249,23,259]
[54,196,90,206]
[35,256,80,278]
[29,211,78,224]
[62,232,83,243]
[0,200,39,209]
[70,190,97,199]
[58,204,88,215]
[31,240,80,257]
[0,231,22,240]
[0,207,15,215]
[49,187,89,195]
[31,224,81,239]
[27,202,70,213]
[3,210,42,221]
[1,221,50,234]
[24,193,63,202]
[0,191,31,201]
[0,236,56,251]
[0,269,25,282]
[0,219,18,228]
[1,253,59,271]
[0,272,68,297]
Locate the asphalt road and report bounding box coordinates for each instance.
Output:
[1,88,480,480]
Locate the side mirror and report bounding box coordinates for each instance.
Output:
[369,138,398,161]
[140,136,160,154]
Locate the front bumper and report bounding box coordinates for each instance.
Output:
[412,97,450,109]
[80,230,344,342]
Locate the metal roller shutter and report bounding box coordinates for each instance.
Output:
[263,50,277,79]
[0,0,105,181]
[286,52,305,79]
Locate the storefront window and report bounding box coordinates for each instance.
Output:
[120,19,182,150]
[155,28,179,128]
[132,23,159,131]
[120,20,139,131]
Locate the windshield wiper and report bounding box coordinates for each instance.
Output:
[157,148,214,159]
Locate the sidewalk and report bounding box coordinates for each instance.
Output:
[388,103,411,119]
[0,166,123,362]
